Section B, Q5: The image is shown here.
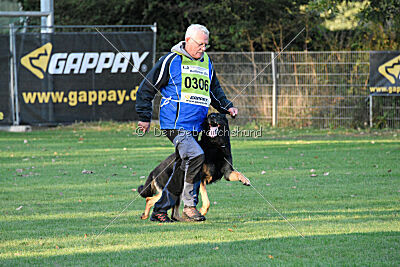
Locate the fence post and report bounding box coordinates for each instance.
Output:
[151,22,157,66]
[271,52,277,127]
[369,95,373,127]
[9,24,20,125]
[40,0,54,33]
[9,24,15,125]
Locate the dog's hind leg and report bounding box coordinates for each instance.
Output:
[199,180,210,215]
[141,193,161,220]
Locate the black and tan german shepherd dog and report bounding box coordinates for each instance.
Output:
[137,113,250,221]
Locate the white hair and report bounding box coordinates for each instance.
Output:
[185,24,209,39]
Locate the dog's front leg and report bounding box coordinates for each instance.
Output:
[228,171,251,186]
[141,193,161,220]
[199,180,210,215]
[171,199,185,221]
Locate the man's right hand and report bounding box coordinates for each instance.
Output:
[138,121,150,133]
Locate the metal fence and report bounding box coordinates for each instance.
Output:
[210,51,372,128]
[157,51,400,128]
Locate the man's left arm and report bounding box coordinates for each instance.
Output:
[209,70,238,117]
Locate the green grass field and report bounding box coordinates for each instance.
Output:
[1,122,399,266]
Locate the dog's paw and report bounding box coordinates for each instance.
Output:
[199,207,209,216]
[239,175,251,186]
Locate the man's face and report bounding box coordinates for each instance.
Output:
[185,31,209,59]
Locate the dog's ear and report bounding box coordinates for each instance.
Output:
[217,113,226,118]
[218,114,228,128]
[221,114,230,137]
[202,116,209,130]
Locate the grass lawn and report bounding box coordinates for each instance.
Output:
[1,122,399,266]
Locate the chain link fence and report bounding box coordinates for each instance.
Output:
[158,51,400,128]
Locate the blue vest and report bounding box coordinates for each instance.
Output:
[159,52,212,132]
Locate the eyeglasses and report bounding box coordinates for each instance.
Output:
[190,37,210,50]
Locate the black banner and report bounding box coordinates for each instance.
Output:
[0,35,13,125]
[370,51,400,95]
[16,32,153,125]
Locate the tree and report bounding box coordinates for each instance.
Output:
[306,0,400,50]
[358,0,400,50]
[19,0,399,51]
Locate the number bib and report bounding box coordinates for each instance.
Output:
[180,53,211,107]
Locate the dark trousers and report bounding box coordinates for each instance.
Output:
[153,129,204,213]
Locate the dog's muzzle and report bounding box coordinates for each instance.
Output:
[207,125,218,138]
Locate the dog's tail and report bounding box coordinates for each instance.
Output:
[137,153,176,198]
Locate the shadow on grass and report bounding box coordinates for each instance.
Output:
[2,207,399,242]
[2,231,399,266]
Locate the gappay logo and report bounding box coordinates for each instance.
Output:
[378,55,400,84]
[20,42,149,80]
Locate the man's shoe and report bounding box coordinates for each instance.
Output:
[182,206,206,222]
[150,212,173,223]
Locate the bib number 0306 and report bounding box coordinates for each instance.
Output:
[184,77,209,92]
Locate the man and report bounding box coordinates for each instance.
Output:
[136,24,238,223]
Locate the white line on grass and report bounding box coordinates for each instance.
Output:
[224,157,305,239]
[92,156,176,240]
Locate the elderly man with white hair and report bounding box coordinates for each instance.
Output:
[136,24,238,223]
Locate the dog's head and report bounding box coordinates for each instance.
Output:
[207,113,227,126]
[201,113,230,150]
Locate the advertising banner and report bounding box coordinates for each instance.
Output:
[370,51,400,95]
[16,32,153,124]
[0,35,13,125]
